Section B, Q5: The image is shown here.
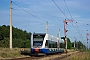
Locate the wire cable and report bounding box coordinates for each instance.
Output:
[64,0,73,19]
[12,1,44,21]
[63,0,84,41]
[52,0,69,20]
[9,0,85,40]
[52,0,83,39]
[11,1,60,31]
[63,0,79,32]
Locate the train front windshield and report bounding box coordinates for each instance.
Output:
[33,34,45,48]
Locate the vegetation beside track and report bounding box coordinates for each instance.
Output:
[1,48,89,60]
[63,50,90,60]
[0,48,30,59]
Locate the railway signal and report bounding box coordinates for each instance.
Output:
[64,19,73,52]
[86,33,89,50]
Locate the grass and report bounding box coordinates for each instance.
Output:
[0,48,90,60]
[69,50,90,60]
[0,48,30,59]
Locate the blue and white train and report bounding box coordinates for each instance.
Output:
[31,33,65,55]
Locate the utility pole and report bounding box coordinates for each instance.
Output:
[86,33,89,50]
[58,29,60,38]
[74,37,76,48]
[46,21,48,34]
[64,19,73,52]
[10,1,12,49]
[57,29,60,48]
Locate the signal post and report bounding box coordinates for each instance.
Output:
[86,33,89,50]
[64,19,73,53]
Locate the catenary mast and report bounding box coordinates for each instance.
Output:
[10,1,12,49]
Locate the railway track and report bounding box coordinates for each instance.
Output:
[1,51,79,60]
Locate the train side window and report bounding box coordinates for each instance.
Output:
[46,40,57,48]
[48,40,54,48]
[48,40,52,48]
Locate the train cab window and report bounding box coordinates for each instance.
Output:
[34,42,42,46]
[33,41,43,48]
[33,33,45,48]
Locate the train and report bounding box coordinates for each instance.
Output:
[31,33,65,55]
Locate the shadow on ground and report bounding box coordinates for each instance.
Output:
[21,50,31,56]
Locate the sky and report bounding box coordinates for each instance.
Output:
[0,0,90,48]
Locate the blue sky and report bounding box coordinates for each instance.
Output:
[0,0,90,48]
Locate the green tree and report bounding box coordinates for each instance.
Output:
[0,38,9,48]
[67,38,72,49]
[72,41,86,50]
[0,25,31,48]
[61,37,72,49]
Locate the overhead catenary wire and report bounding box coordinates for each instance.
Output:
[9,1,86,39]
[52,1,76,30]
[52,0,69,20]
[52,0,83,49]
[52,0,84,41]
[9,1,60,31]
[12,1,43,21]
[72,23,84,41]
[64,0,90,33]
[64,0,73,19]
[52,0,78,31]
[76,22,84,38]
[12,8,65,19]
[8,0,89,48]
[31,12,65,19]
[63,0,78,31]
[63,0,84,41]
[8,0,65,20]
[11,0,73,32]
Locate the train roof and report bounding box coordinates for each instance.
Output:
[33,33,57,38]
[33,33,46,35]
